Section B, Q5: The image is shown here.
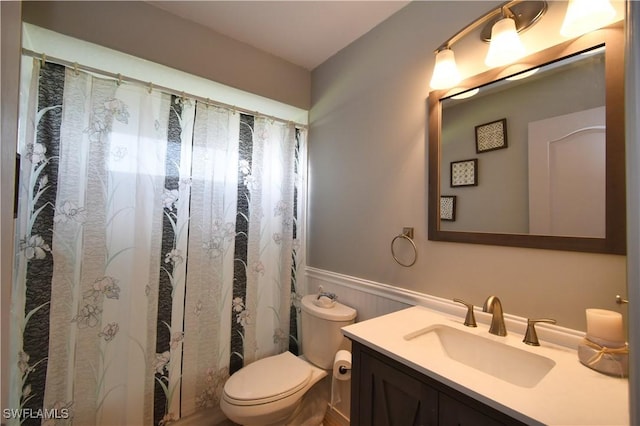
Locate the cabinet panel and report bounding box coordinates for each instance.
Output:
[439,393,503,426]
[360,351,438,426]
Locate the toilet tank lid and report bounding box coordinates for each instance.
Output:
[301,294,357,321]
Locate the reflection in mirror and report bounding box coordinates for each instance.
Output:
[440,47,605,236]
[428,24,625,254]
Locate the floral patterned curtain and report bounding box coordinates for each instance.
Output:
[9,59,306,426]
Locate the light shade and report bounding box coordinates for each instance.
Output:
[430,49,461,90]
[484,17,526,68]
[560,0,616,38]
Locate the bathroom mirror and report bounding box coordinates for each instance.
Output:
[428,24,625,254]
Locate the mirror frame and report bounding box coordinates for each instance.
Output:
[428,23,625,254]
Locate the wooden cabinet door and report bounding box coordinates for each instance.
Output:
[357,349,438,426]
[439,393,505,426]
[350,341,526,426]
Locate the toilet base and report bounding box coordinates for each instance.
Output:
[280,376,330,426]
[223,376,330,426]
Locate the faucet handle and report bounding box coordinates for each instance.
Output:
[523,318,557,346]
[453,298,477,327]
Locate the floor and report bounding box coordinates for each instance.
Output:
[209,406,347,426]
[323,410,347,426]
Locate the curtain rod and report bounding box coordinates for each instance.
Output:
[21,48,308,129]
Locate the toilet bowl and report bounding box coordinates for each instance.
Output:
[220,352,326,426]
[220,294,357,426]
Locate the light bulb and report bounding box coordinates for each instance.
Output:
[485,17,526,68]
[430,48,461,90]
[560,0,616,38]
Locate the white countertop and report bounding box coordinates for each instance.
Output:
[342,305,629,426]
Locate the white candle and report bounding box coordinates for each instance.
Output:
[586,308,625,344]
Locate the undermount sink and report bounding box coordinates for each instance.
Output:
[404,324,556,388]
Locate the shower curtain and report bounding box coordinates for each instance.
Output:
[9,60,306,426]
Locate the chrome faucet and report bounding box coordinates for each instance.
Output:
[482,296,507,336]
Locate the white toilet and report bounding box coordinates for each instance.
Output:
[220,293,357,426]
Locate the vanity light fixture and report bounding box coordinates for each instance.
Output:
[560,0,616,38]
[430,48,462,90]
[484,15,527,67]
[429,0,618,90]
[429,1,547,90]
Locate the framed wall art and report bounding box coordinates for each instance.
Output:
[450,159,478,187]
[440,195,456,221]
[475,118,507,153]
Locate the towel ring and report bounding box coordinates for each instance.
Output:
[391,227,417,267]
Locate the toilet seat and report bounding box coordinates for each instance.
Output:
[223,352,312,406]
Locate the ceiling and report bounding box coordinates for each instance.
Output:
[148,1,410,70]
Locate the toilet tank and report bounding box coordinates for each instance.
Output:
[300,294,357,369]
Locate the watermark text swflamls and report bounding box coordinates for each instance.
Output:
[2,408,71,420]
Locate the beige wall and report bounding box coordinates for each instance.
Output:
[1,0,22,416]
[308,1,627,331]
[21,1,311,110]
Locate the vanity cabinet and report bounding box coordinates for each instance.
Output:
[350,341,526,426]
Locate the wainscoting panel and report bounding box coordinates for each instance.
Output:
[305,267,466,321]
[304,266,584,351]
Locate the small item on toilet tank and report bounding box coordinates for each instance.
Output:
[314,295,336,308]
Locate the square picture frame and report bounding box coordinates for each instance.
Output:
[450,159,478,187]
[440,195,456,221]
[475,118,508,153]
